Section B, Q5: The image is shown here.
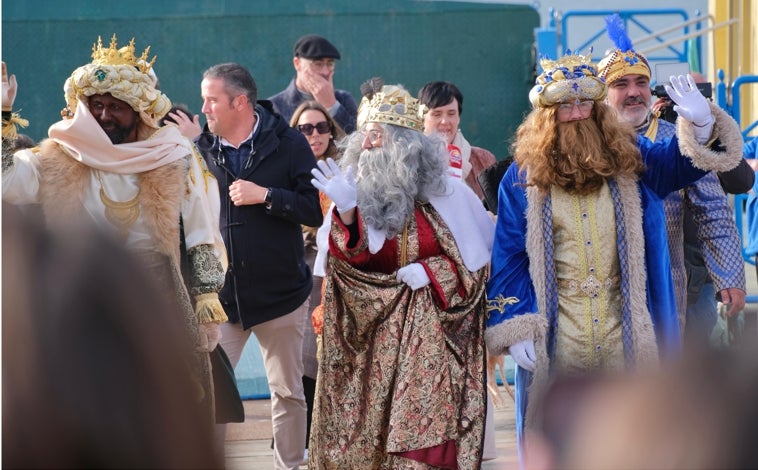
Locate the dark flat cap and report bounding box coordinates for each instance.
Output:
[294,35,341,60]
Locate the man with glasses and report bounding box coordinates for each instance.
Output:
[269,34,358,133]
[195,62,323,469]
[309,80,494,468]
[485,49,745,465]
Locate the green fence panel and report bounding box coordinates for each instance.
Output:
[3,0,539,159]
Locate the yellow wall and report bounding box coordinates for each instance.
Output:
[709,0,757,135]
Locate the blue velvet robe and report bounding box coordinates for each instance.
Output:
[487,135,709,356]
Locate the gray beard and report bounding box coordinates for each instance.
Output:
[353,147,417,238]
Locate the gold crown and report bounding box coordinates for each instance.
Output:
[91,34,156,75]
[529,51,607,108]
[357,85,426,131]
[62,34,170,125]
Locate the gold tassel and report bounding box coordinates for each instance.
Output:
[194,292,228,324]
[2,112,29,140]
[644,112,660,142]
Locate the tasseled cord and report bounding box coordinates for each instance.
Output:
[2,111,29,140]
[194,292,228,324]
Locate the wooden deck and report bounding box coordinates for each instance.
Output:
[224,383,519,469]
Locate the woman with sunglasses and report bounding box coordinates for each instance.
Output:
[289,100,345,461]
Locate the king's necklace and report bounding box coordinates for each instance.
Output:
[96,171,140,236]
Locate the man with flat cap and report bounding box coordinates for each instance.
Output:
[269,34,358,133]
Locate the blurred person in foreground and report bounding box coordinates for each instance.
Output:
[484,49,744,463]
[309,79,494,469]
[2,203,220,469]
[1,37,228,426]
[598,14,748,348]
[557,343,758,470]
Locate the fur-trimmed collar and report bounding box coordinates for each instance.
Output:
[37,139,188,265]
[677,102,744,172]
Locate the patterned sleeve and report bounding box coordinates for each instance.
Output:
[181,146,228,323]
[686,172,746,293]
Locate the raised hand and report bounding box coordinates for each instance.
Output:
[311,157,356,213]
[2,62,18,112]
[166,108,202,140]
[665,74,713,143]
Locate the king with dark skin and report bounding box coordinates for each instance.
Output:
[87,93,139,144]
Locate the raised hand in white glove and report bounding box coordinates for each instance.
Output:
[311,157,357,213]
[2,62,18,112]
[508,339,536,372]
[665,74,714,144]
[396,263,431,290]
[197,322,222,352]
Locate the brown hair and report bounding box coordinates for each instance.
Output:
[512,102,644,194]
[290,100,346,160]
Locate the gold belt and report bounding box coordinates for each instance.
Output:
[557,275,620,298]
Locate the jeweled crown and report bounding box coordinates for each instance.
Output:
[357,85,426,131]
[529,50,607,108]
[91,34,156,75]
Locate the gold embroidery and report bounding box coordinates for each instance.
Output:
[97,171,140,237]
[558,276,619,297]
[487,294,520,314]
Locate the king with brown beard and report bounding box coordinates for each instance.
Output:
[309,82,495,469]
[484,51,745,465]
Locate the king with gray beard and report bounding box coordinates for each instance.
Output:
[310,82,495,470]
[338,123,449,238]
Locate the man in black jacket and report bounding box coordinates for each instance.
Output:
[195,62,323,469]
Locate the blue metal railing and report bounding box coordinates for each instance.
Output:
[559,9,692,65]
[717,71,758,304]
[731,75,758,139]
[716,70,758,138]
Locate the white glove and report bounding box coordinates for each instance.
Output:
[197,322,222,352]
[396,263,431,290]
[665,74,714,144]
[311,158,357,213]
[508,339,536,372]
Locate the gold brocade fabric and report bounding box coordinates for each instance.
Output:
[311,204,488,470]
[551,183,625,374]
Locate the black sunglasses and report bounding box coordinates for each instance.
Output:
[298,121,330,136]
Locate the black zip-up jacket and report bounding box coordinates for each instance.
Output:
[195,101,322,328]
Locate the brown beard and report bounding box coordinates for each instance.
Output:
[512,104,644,195]
[552,119,617,194]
